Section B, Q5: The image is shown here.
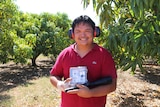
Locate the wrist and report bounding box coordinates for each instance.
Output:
[88,89,93,98]
[57,81,65,91]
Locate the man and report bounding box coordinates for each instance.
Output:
[50,15,117,107]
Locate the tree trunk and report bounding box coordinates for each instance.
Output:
[32,57,37,66]
[31,54,40,66]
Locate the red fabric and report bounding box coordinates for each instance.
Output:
[50,43,117,107]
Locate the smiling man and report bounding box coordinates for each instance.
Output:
[50,15,117,107]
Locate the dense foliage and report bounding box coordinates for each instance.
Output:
[0,0,72,66]
[83,0,160,73]
[14,12,72,66]
[0,0,18,63]
[1,0,160,72]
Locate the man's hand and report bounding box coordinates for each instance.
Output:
[57,78,72,92]
[66,84,92,98]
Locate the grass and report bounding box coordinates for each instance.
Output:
[0,77,61,107]
[0,57,159,107]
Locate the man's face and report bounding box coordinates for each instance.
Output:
[73,23,94,46]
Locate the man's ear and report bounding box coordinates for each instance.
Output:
[94,26,101,37]
[72,33,75,39]
[68,29,75,39]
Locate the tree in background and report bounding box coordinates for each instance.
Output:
[31,13,72,66]
[0,0,18,63]
[82,0,160,73]
[0,0,72,66]
[13,12,72,66]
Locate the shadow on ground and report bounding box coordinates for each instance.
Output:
[118,96,146,107]
[0,59,54,93]
[119,65,160,107]
[117,90,160,107]
[107,64,160,107]
[1,58,160,107]
[0,94,11,104]
[135,65,160,86]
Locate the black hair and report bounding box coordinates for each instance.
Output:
[71,15,95,32]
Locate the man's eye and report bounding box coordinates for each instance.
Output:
[75,32,80,35]
[85,30,92,33]
[75,31,80,34]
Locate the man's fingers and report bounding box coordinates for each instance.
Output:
[64,78,72,83]
[76,84,85,89]
[66,89,79,94]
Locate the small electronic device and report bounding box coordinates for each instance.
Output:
[69,66,88,88]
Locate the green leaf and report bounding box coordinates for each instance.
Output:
[135,0,140,8]
[131,62,137,72]
[143,0,149,9]
[139,1,144,19]
[149,0,155,8]
[123,63,132,71]
[153,21,159,33]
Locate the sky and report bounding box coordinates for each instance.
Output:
[14,0,99,25]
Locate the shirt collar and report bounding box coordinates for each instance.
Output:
[71,43,99,51]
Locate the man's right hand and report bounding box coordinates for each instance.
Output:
[57,78,72,92]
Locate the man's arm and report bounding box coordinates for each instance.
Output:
[88,78,117,97]
[67,78,117,98]
[50,76,72,92]
[50,76,61,88]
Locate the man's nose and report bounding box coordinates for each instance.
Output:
[80,32,86,37]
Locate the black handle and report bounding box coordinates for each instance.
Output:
[65,76,112,92]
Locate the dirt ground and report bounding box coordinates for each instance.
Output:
[0,58,160,107]
[107,67,160,107]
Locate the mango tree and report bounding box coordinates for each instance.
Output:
[14,12,72,66]
[31,13,72,66]
[82,0,160,73]
[0,0,18,63]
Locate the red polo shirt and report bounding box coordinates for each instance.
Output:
[50,43,117,107]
